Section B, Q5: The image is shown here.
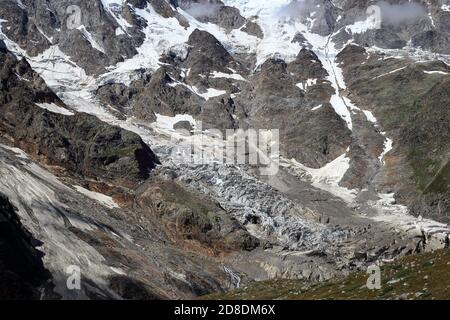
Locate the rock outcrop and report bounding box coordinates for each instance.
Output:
[0,41,159,187]
[0,194,52,300]
[337,44,450,222]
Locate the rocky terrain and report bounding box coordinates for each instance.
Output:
[0,194,52,299]
[204,248,450,300]
[0,0,448,300]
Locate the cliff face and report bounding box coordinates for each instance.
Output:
[0,194,51,300]
[336,45,450,222]
[0,41,160,188]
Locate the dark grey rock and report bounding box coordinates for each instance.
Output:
[185,29,236,80]
[173,120,193,132]
[0,194,52,300]
[0,45,159,187]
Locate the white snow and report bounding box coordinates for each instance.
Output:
[3,0,448,264]
[15,0,26,9]
[296,83,304,90]
[74,186,119,209]
[210,71,246,81]
[370,193,450,248]
[61,90,117,121]
[429,11,436,28]
[98,0,255,84]
[355,107,394,166]
[367,46,450,66]
[169,81,227,101]
[110,267,127,275]
[379,135,393,165]
[77,25,105,53]
[287,154,358,203]
[442,5,450,12]
[424,70,449,75]
[35,103,75,116]
[311,104,322,111]
[194,87,227,100]
[358,109,394,166]
[329,94,353,130]
[345,17,380,35]
[0,144,28,159]
[291,25,356,130]
[374,66,407,79]
[100,0,132,35]
[296,78,317,91]
[362,110,377,123]
[101,3,192,84]
[306,78,317,86]
[221,0,306,65]
[30,47,92,90]
[36,24,54,44]
[115,27,125,36]
[1,19,93,91]
[155,113,196,131]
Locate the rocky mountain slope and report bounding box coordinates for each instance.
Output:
[203,248,450,300]
[0,194,52,299]
[0,0,448,299]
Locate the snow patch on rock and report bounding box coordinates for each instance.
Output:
[74,186,119,209]
[287,154,358,204]
[36,103,75,116]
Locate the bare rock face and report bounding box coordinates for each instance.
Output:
[135,178,260,254]
[8,109,159,187]
[173,120,193,131]
[335,0,450,53]
[0,43,159,188]
[99,28,246,130]
[249,99,353,168]
[337,43,450,222]
[0,0,52,56]
[412,30,450,54]
[0,194,52,300]
[310,0,341,35]
[181,28,248,108]
[95,28,244,130]
[292,32,312,48]
[176,0,263,38]
[131,68,202,120]
[288,49,329,82]
[96,82,136,116]
[0,0,144,74]
[242,20,264,38]
[239,51,351,168]
[185,29,236,79]
[148,0,190,27]
[253,58,301,98]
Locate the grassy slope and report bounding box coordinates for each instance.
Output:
[336,47,450,221]
[202,249,450,300]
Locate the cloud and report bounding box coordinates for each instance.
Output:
[275,0,427,25]
[184,2,220,19]
[376,1,428,25]
[275,0,311,19]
